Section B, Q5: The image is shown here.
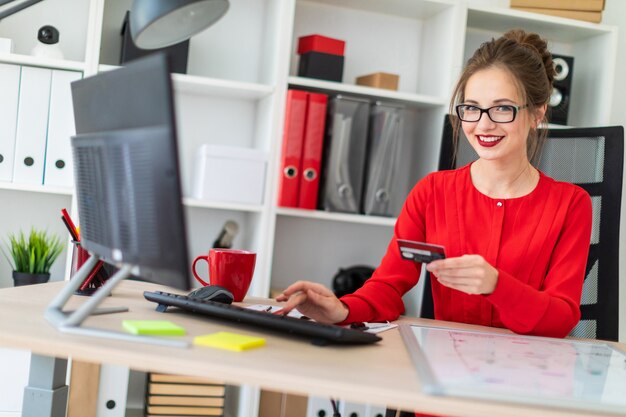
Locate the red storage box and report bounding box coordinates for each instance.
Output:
[297,34,345,56]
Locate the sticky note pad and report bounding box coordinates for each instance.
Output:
[122,320,186,336]
[194,332,266,352]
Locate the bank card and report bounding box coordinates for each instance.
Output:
[397,239,446,263]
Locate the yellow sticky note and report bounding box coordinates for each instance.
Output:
[122,320,186,336]
[194,332,266,352]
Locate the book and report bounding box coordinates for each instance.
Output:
[13,66,51,185]
[147,395,224,407]
[512,7,602,23]
[43,70,82,188]
[277,89,308,207]
[146,405,223,415]
[148,383,226,397]
[150,373,223,385]
[510,0,605,11]
[0,63,20,183]
[297,92,328,210]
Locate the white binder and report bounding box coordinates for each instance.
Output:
[0,63,21,182]
[44,70,82,188]
[13,66,52,185]
[96,364,129,417]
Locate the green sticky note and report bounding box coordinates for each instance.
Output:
[194,332,266,352]
[122,320,186,336]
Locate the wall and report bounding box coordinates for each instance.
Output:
[602,0,626,342]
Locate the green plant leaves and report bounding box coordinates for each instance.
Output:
[3,229,64,274]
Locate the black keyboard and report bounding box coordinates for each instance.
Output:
[143,291,382,345]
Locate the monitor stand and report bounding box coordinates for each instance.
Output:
[44,253,189,348]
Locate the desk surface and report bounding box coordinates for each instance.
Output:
[0,280,623,417]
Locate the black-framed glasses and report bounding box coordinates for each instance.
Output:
[455,104,528,123]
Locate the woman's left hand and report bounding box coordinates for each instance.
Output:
[425,254,498,295]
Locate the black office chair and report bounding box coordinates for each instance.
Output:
[386,119,624,417]
[439,116,623,341]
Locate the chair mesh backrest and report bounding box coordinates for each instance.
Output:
[436,116,623,342]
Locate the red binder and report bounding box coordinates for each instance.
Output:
[277,89,308,207]
[298,92,328,210]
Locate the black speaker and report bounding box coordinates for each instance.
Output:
[331,265,374,297]
[548,54,574,125]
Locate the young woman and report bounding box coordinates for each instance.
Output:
[277,29,592,340]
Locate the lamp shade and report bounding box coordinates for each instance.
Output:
[130,0,229,50]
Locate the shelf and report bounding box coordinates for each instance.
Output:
[99,65,274,100]
[288,76,447,108]
[467,6,615,41]
[0,53,85,71]
[0,182,74,196]
[183,198,264,213]
[172,74,274,100]
[303,0,456,20]
[276,207,396,227]
[292,0,462,101]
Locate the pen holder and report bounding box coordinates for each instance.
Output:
[71,241,114,296]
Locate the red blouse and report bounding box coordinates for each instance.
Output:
[341,164,592,338]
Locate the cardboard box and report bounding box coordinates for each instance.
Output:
[191,145,267,205]
[355,72,400,91]
[510,0,605,12]
[297,34,345,56]
[298,51,344,82]
[512,7,602,23]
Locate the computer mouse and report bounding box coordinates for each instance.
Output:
[188,285,234,304]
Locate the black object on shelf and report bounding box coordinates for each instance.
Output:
[548,54,574,126]
[37,25,59,44]
[212,220,239,249]
[332,265,374,297]
[298,51,344,82]
[120,10,189,74]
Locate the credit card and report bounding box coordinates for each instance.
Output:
[397,239,446,263]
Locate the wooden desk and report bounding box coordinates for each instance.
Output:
[0,280,623,417]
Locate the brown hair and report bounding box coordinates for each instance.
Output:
[449,29,556,165]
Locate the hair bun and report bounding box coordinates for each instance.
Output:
[503,29,555,85]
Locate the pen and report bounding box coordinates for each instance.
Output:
[61,208,79,240]
[61,215,79,241]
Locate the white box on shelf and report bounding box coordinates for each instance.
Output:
[191,144,267,205]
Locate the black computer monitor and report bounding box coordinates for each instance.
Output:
[45,54,192,347]
[70,53,190,290]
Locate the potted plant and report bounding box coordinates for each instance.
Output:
[3,228,64,286]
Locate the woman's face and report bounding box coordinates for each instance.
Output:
[461,66,535,165]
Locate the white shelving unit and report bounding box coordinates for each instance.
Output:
[0,0,618,416]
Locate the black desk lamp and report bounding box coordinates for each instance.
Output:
[130,0,229,49]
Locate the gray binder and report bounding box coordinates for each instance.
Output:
[319,95,370,213]
[362,101,408,217]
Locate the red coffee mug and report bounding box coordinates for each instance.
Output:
[192,248,256,302]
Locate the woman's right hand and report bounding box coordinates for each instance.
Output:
[275,281,349,324]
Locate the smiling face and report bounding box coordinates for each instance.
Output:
[461,66,536,165]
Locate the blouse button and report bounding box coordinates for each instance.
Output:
[496,201,503,207]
